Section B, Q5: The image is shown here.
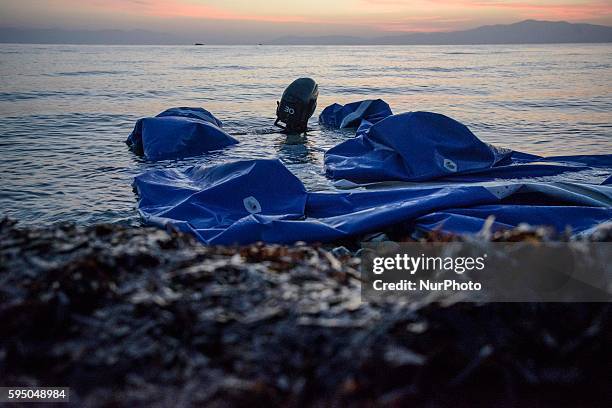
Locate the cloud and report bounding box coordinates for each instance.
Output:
[68,0,315,23]
[426,1,612,21]
[1,0,610,38]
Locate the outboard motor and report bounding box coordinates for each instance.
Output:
[275,78,318,134]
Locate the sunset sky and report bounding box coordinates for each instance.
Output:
[1,0,611,41]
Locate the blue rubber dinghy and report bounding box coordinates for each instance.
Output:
[325,111,612,183]
[134,159,612,245]
[319,99,392,134]
[126,107,238,161]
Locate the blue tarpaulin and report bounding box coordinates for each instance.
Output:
[134,159,612,245]
[126,107,238,161]
[324,111,612,183]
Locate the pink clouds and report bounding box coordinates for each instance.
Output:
[4,0,611,35]
[354,0,612,32]
[426,1,612,21]
[78,0,315,23]
[67,0,612,25]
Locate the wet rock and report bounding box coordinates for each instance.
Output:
[331,246,352,258]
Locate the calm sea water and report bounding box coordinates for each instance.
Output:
[0,44,611,226]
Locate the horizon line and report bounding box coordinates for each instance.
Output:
[1,19,611,46]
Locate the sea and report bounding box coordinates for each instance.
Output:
[0,44,611,226]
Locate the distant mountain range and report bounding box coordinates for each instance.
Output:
[0,28,187,45]
[1,20,611,45]
[269,20,612,45]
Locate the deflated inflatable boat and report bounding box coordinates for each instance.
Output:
[324,110,611,183]
[319,99,392,131]
[134,159,612,245]
[126,107,238,161]
[132,101,611,244]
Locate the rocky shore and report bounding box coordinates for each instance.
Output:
[1,218,611,406]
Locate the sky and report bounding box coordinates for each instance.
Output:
[1,0,611,42]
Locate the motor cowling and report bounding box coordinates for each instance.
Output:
[275,78,318,134]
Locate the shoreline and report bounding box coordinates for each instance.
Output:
[1,219,611,406]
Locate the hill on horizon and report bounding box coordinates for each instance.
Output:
[0,20,611,45]
[270,20,612,45]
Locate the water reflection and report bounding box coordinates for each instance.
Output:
[276,135,316,164]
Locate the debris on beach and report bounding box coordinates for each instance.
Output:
[1,218,610,406]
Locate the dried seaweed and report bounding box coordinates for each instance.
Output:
[1,218,611,407]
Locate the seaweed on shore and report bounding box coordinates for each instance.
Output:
[0,218,611,407]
